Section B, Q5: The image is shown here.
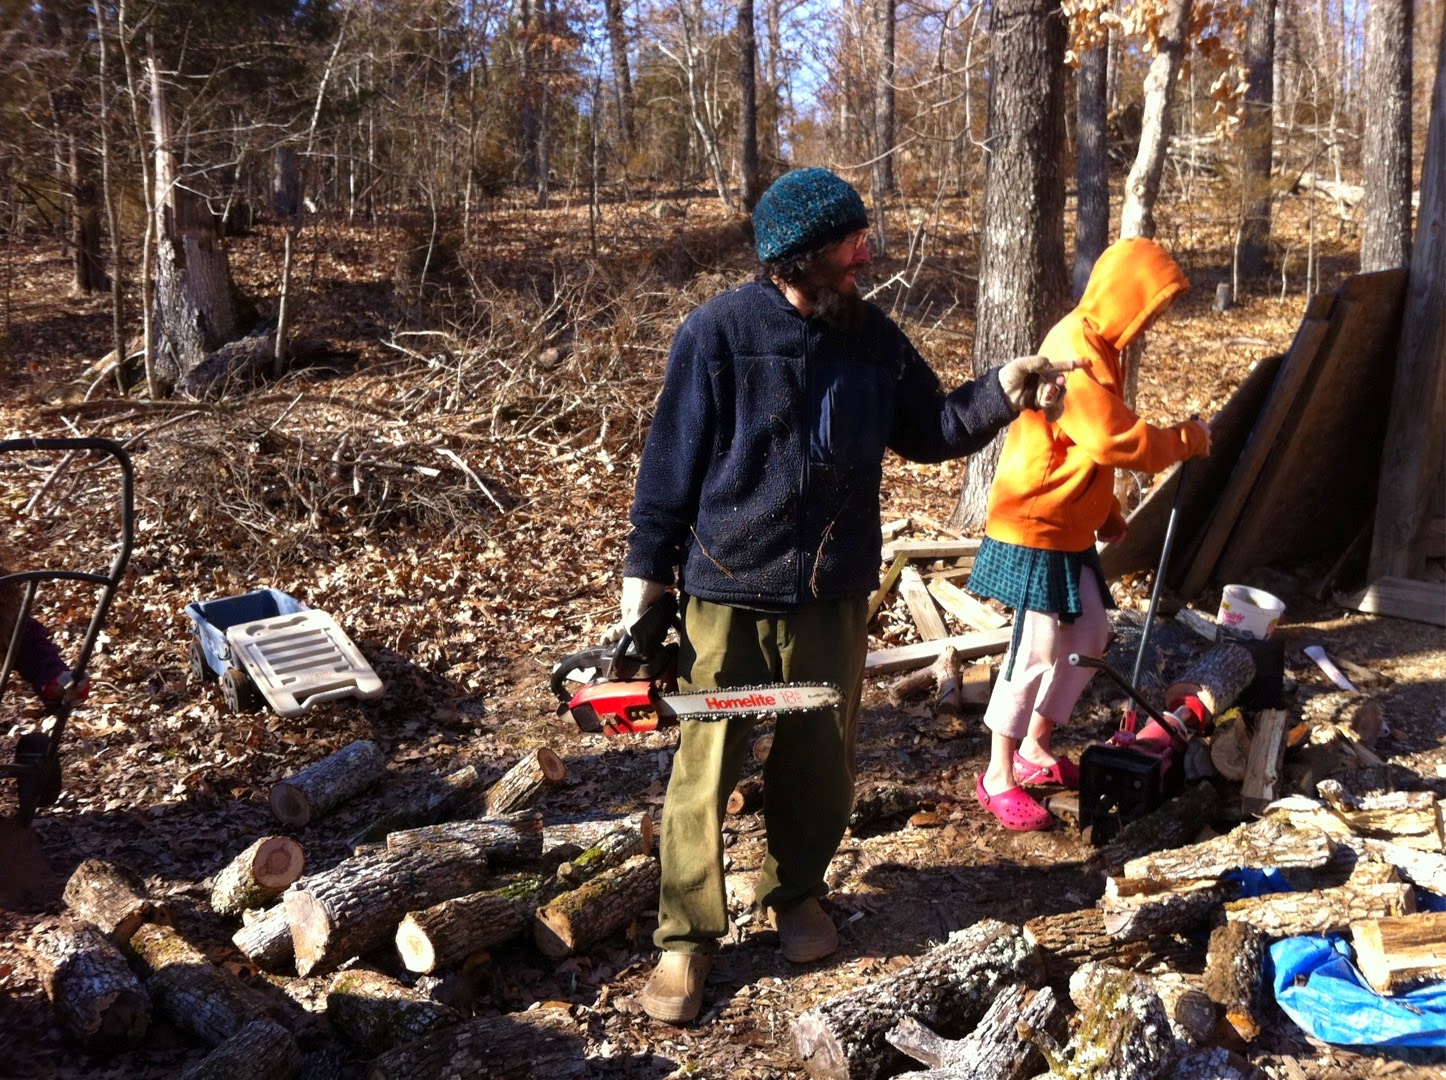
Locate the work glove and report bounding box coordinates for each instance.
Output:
[604,577,671,643]
[1175,418,1212,459]
[998,355,1076,422]
[41,670,90,710]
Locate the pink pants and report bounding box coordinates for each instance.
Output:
[982,568,1112,741]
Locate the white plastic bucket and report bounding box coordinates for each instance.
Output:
[1217,584,1285,640]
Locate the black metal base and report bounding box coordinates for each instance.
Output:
[1078,744,1166,846]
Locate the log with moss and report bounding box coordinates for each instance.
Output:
[232,905,294,972]
[326,969,459,1056]
[351,764,485,846]
[1087,782,1219,876]
[1057,963,1179,1080]
[210,837,305,918]
[541,813,653,858]
[480,748,567,817]
[62,858,169,946]
[178,1017,302,1080]
[270,740,387,827]
[397,882,536,974]
[533,855,661,958]
[384,810,544,866]
[33,917,150,1046]
[127,924,273,1045]
[366,1007,586,1080]
[791,920,1042,1080]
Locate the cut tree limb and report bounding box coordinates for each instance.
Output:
[178,1018,302,1080]
[352,765,485,845]
[1224,880,1416,937]
[542,813,653,859]
[270,740,387,827]
[326,969,459,1055]
[366,1006,586,1080]
[727,776,765,815]
[1122,815,1335,884]
[384,811,544,865]
[1163,643,1256,720]
[1099,878,1227,941]
[865,628,1011,675]
[1203,922,1267,1042]
[210,837,305,918]
[1060,963,1179,1080]
[127,924,273,1045]
[32,917,150,1046]
[482,748,567,816]
[232,905,294,972]
[533,855,661,958]
[1350,910,1446,994]
[1088,782,1219,877]
[62,859,169,946]
[1071,962,1217,1046]
[887,983,1062,1079]
[397,882,536,974]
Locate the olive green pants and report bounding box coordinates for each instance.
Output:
[654,594,868,955]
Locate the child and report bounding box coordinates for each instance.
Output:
[968,237,1211,831]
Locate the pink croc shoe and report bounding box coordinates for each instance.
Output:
[976,775,1053,831]
[1012,751,1081,789]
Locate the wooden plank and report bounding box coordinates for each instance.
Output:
[882,538,982,561]
[1241,709,1289,816]
[1176,309,1337,599]
[864,628,1012,675]
[1369,41,1446,583]
[926,562,975,583]
[927,577,1009,631]
[1099,350,1286,583]
[899,566,949,641]
[881,518,912,542]
[868,553,908,621]
[1346,577,1446,627]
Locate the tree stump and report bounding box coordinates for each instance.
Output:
[886,983,1062,1079]
[533,855,661,958]
[326,969,459,1056]
[397,887,534,974]
[270,740,387,827]
[62,859,168,946]
[284,842,494,977]
[1203,922,1266,1041]
[178,1018,302,1080]
[1223,880,1415,937]
[481,748,567,817]
[366,1007,586,1080]
[791,919,1042,1080]
[211,837,305,918]
[232,905,294,972]
[384,811,544,865]
[127,924,272,1045]
[352,764,485,846]
[32,917,150,1046]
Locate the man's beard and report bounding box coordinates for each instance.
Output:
[802,266,866,330]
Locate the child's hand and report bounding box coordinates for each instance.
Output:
[1097,508,1129,544]
[1179,418,1212,458]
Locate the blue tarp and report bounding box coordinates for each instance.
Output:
[1271,934,1446,1048]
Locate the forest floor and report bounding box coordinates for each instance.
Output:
[0,183,1442,1079]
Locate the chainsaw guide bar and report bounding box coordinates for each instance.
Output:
[567,680,842,737]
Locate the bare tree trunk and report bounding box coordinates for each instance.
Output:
[1360,0,1414,271]
[520,0,537,188]
[1074,42,1109,298]
[873,0,898,198]
[1237,0,1277,279]
[94,1,126,393]
[948,0,1068,533]
[1119,0,1191,239]
[536,0,554,208]
[738,0,762,209]
[603,0,635,155]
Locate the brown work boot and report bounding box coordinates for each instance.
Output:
[772,897,838,963]
[639,951,711,1024]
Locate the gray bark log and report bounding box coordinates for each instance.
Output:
[178,1018,302,1080]
[127,924,273,1046]
[1203,921,1266,1042]
[270,740,387,827]
[232,905,294,972]
[326,969,459,1056]
[211,837,305,918]
[887,983,1062,1079]
[384,811,543,865]
[63,858,168,946]
[33,917,150,1045]
[397,885,534,974]
[533,855,661,958]
[352,765,484,846]
[366,1007,586,1079]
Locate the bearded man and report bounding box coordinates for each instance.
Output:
[620,167,1068,1023]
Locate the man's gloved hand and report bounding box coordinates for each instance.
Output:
[999,355,1077,422]
[605,577,670,643]
[41,670,90,710]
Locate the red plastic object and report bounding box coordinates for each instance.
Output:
[568,680,662,736]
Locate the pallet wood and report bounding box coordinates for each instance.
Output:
[926,578,1009,631]
[899,565,949,641]
[284,842,494,977]
[210,837,305,918]
[269,739,387,827]
[352,765,485,845]
[397,884,535,974]
[232,904,294,972]
[1122,814,1335,885]
[1223,880,1414,938]
[1203,922,1267,1042]
[482,748,567,816]
[864,628,1011,675]
[1241,709,1290,814]
[533,855,660,958]
[887,984,1061,1079]
[326,969,459,1055]
[366,1006,585,1080]
[882,539,982,561]
[178,1018,302,1080]
[127,924,273,1046]
[384,810,544,864]
[33,917,150,1046]
[1214,270,1409,585]
[62,859,168,946]
[791,919,1041,1080]
[869,554,909,621]
[1350,910,1446,994]
[1345,576,1446,627]
[1177,294,1336,598]
[1100,348,1287,583]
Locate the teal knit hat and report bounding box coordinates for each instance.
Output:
[752,168,868,262]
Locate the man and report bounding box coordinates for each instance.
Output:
[620,167,1067,1024]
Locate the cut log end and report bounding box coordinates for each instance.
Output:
[268,784,311,828]
[395,915,436,975]
[537,748,567,783]
[252,837,305,889]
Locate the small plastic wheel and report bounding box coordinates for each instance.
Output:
[221,668,263,714]
[189,639,214,682]
[13,732,62,824]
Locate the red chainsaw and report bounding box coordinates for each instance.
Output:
[551,594,841,737]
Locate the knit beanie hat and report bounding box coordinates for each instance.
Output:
[752,168,868,262]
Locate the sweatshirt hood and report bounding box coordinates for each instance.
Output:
[1077,237,1189,351]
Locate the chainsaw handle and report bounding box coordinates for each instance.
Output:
[551,646,614,705]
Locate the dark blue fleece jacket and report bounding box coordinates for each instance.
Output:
[624,280,1015,607]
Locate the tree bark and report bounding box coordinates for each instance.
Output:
[1099,877,1228,941]
[352,765,485,846]
[1236,0,1276,279]
[1359,0,1414,272]
[872,0,898,199]
[33,917,150,1046]
[1119,0,1191,240]
[397,885,534,974]
[326,969,459,1056]
[948,0,1067,532]
[603,0,635,154]
[1121,815,1335,885]
[737,0,762,210]
[1023,907,1151,981]
[127,924,273,1045]
[210,837,306,918]
[886,984,1061,1079]
[232,905,294,973]
[1061,963,1178,1080]
[791,920,1042,1080]
[1088,781,1219,877]
[270,740,387,827]
[384,811,544,864]
[482,748,567,816]
[1223,880,1415,937]
[533,855,661,957]
[1203,921,1266,1041]
[178,1018,302,1080]
[366,1007,586,1080]
[1163,642,1256,720]
[1073,42,1110,298]
[63,858,168,946]
[542,813,653,858]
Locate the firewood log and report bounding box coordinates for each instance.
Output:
[351,765,485,846]
[210,837,305,918]
[1088,781,1219,876]
[1351,911,1446,995]
[727,776,764,815]
[791,920,1042,1080]
[1099,877,1228,941]
[1059,963,1178,1080]
[62,858,169,946]
[553,825,651,887]
[384,810,543,865]
[541,813,653,857]
[1263,801,1446,893]
[1121,815,1335,885]
[1203,922,1267,1042]
[850,782,936,830]
[366,1007,585,1080]
[397,885,535,974]
[1171,1047,1262,1079]
[1164,642,1255,720]
[533,855,661,958]
[1071,962,1217,1045]
[1209,716,1251,781]
[32,917,150,1046]
[127,924,274,1045]
[1223,880,1415,937]
[325,969,459,1056]
[269,740,387,827]
[284,842,494,977]
[1315,786,1444,852]
[1023,907,1149,981]
[178,1018,302,1080]
[886,984,1062,1079]
[1241,709,1289,814]
[232,905,294,972]
[481,748,567,817]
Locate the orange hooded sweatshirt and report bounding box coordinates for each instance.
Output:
[984,237,1206,552]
